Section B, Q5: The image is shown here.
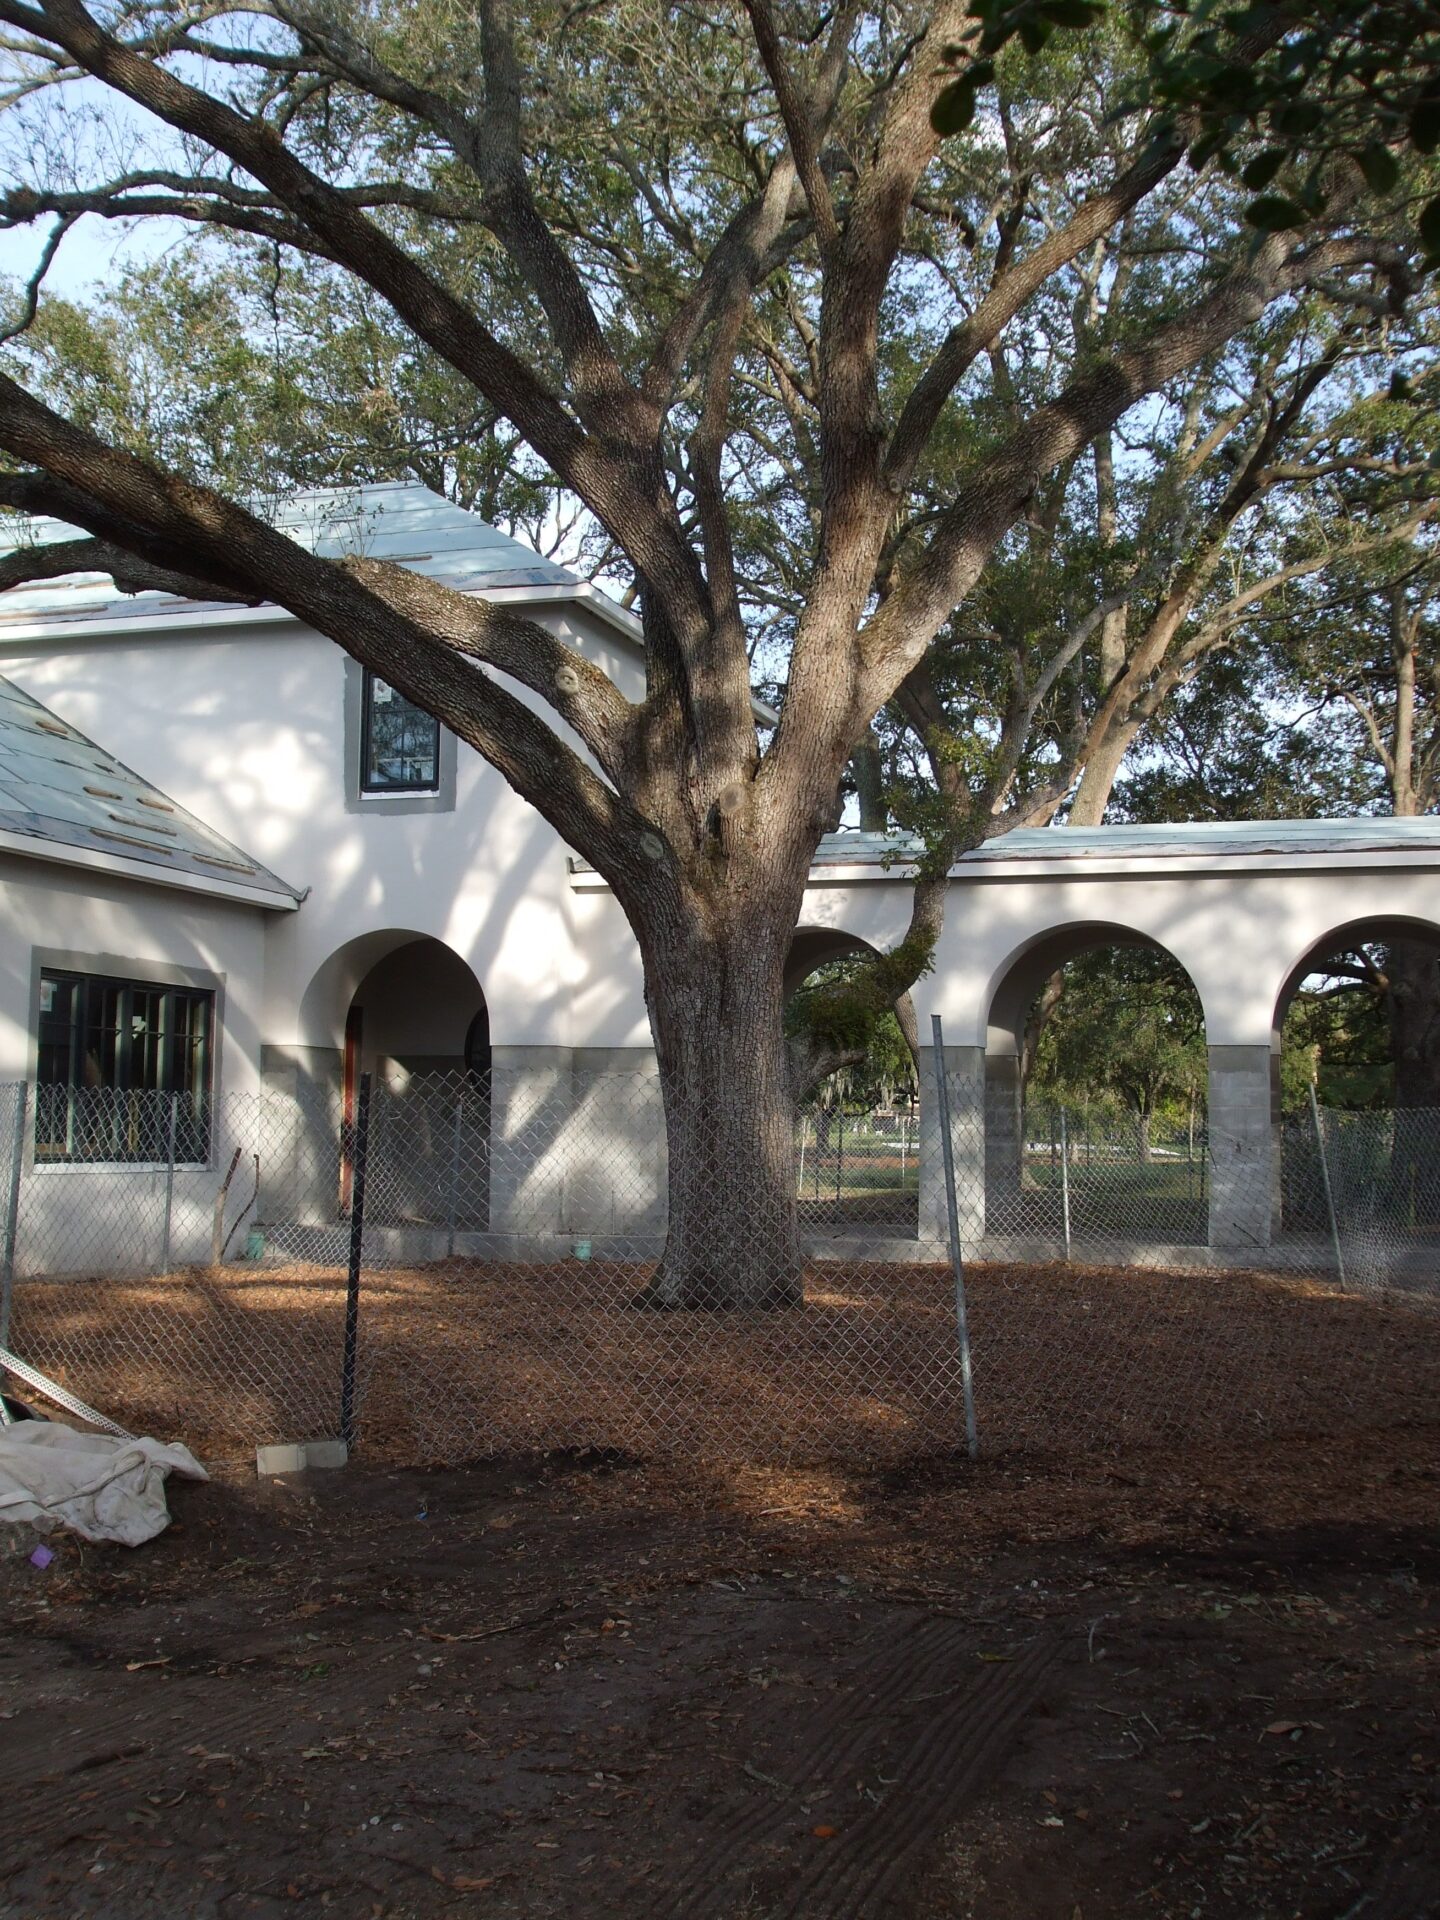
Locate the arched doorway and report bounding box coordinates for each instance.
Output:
[1275,916,1440,1112]
[984,923,1209,1248]
[299,932,492,1230]
[1273,916,1440,1277]
[784,928,920,1234]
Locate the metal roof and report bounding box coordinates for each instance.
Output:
[0,481,616,633]
[812,818,1440,867]
[0,672,302,907]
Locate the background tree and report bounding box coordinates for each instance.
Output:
[1026,945,1206,1156]
[785,957,919,1124]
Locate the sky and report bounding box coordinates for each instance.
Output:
[0,213,181,304]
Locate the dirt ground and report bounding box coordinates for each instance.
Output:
[3,1421,1438,1920]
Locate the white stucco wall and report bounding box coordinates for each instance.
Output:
[0,850,270,1090]
[3,596,1439,1079]
[795,845,1440,1051]
[0,598,651,1061]
[0,850,280,1276]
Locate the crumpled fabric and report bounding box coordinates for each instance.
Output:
[0,1419,207,1547]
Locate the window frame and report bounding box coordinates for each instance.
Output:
[359,667,443,797]
[34,965,217,1167]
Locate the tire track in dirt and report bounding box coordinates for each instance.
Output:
[639,1613,976,1918]
[643,1614,1064,1919]
[2,1683,340,1871]
[777,1631,1064,1916]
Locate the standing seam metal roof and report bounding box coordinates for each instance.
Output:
[808,819,1440,866]
[0,672,302,903]
[0,481,600,631]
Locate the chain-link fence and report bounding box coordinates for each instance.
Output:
[3,1072,1438,1466]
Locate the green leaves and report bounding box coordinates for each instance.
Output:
[930,59,994,138]
[1040,0,1107,26]
[1240,149,1286,191]
[1244,194,1308,231]
[1357,141,1399,197]
[1410,93,1440,157]
[934,0,1106,137]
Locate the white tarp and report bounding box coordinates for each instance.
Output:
[0,1421,207,1547]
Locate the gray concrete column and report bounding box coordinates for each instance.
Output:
[258,1045,343,1234]
[983,1050,1025,1231]
[487,1045,575,1245]
[564,1049,666,1241]
[918,1043,986,1251]
[1207,1044,1276,1253]
[488,1045,666,1253]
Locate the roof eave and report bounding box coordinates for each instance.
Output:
[0,825,302,910]
[0,575,783,726]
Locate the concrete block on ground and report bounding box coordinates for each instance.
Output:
[256,1438,348,1475]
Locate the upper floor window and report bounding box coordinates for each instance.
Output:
[36,969,213,1163]
[361,670,440,795]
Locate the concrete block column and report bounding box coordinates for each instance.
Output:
[562,1050,665,1239]
[259,1045,343,1231]
[1207,1044,1276,1253]
[983,1051,1025,1229]
[488,1046,575,1243]
[918,1043,986,1251]
[488,1045,666,1248]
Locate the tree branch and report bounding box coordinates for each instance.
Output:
[0,376,658,881]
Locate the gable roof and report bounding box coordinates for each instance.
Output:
[0,672,302,909]
[0,480,642,644]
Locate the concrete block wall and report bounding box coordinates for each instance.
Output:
[917,1044,986,1250]
[488,1046,665,1251]
[1206,1044,1277,1253]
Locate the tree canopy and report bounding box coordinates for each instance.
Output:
[0,0,1433,1297]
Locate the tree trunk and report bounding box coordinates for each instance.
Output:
[640,913,804,1310]
[853,728,888,832]
[1388,936,1440,1109]
[1136,1106,1152,1164]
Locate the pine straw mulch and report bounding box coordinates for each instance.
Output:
[9,1254,1440,1468]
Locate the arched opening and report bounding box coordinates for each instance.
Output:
[1275,916,1440,1112]
[784,927,919,1233]
[1273,916,1440,1265]
[297,932,492,1231]
[984,924,1209,1247]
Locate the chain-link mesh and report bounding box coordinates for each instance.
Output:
[4,1082,356,1452]
[2,1072,1437,1465]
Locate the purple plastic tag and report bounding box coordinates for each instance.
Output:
[29,1545,54,1570]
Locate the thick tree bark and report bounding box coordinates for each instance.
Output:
[853,728,888,832]
[1387,936,1440,1109]
[639,907,805,1310]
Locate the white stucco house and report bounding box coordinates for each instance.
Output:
[1,479,1437,1268]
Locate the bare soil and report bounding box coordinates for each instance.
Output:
[3,1421,1438,1919]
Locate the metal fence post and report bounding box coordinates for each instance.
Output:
[1059,1106,1072,1263]
[340,1072,371,1450]
[159,1091,179,1274]
[1308,1083,1347,1293]
[0,1082,28,1355]
[930,1014,978,1459]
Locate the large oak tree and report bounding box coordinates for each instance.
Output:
[0,0,1421,1303]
